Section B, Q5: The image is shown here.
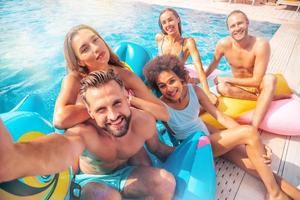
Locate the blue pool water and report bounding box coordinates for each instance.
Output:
[0,0,279,120]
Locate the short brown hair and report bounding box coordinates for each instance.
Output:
[226,10,249,28]
[80,70,124,106]
[143,55,188,93]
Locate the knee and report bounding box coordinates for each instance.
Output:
[151,169,176,196]
[261,74,276,91]
[216,82,231,96]
[80,182,121,200]
[241,125,260,145]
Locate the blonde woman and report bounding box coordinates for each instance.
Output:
[54,24,168,130]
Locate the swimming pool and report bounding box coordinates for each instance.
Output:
[0,0,280,120]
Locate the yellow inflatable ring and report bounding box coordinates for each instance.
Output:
[200,73,292,129]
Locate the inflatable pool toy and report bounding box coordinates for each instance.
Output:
[114,41,152,81]
[0,95,71,200]
[201,74,300,135]
[153,131,216,200]
[200,96,257,129]
[237,94,300,136]
[2,93,216,199]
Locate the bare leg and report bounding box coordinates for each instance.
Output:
[216,82,258,100]
[252,74,276,128]
[209,125,290,199]
[224,147,300,200]
[80,182,121,200]
[216,74,278,128]
[123,167,176,200]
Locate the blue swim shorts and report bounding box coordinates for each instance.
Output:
[74,165,135,193]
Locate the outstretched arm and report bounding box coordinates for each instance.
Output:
[0,119,84,183]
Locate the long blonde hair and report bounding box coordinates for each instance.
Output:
[64,24,126,76]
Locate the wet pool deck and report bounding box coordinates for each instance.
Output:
[134,0,300,199]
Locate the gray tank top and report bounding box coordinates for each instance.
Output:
[166,84,209,140]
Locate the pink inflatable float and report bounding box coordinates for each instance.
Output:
[237,94,300,136]
[188,65,300,136]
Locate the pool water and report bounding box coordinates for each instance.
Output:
[0,0,279,120]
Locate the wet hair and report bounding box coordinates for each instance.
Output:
[64,24,126,76]
[80,69,124,106]
[158,8,182,36]
[226,10,249,28]
[143,55,188,93]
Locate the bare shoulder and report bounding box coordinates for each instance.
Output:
[132,108,156,126]
[254,37,270,50]
[192,84,205,97]
[114,67,135,81]
[114,67,139,87]
[62,72,81,87]
[113,66,133,77]
[185,37,197,47]
[214,37,231,54]
[218,37,231,48]
[155,33,164,43]
[131,108,156,139]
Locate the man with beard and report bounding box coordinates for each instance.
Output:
[205,10,290,128]
[0,70,175,200]
[67,70,175,200]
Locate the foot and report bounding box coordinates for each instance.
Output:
[265,191,291,200]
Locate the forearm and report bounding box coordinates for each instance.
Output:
[154,144,174,162]
[0,134,84,183]
[130,96,169,122]
[195,65,210,93]
[206,60,218,77]
[53,104,90,129]
[225,77,261,87]
[216,112,239,129]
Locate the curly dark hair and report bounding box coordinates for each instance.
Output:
[143,55,188,93]
[80,69,123,106]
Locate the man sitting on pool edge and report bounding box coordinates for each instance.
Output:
[206,10,291,129]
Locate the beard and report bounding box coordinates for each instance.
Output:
[103,113,132,137]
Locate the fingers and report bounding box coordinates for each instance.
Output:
[262,154,272,166]
[264,145,273,157]
[262,145,273,166]
[214,77,219,85]
[208,93,218,106]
